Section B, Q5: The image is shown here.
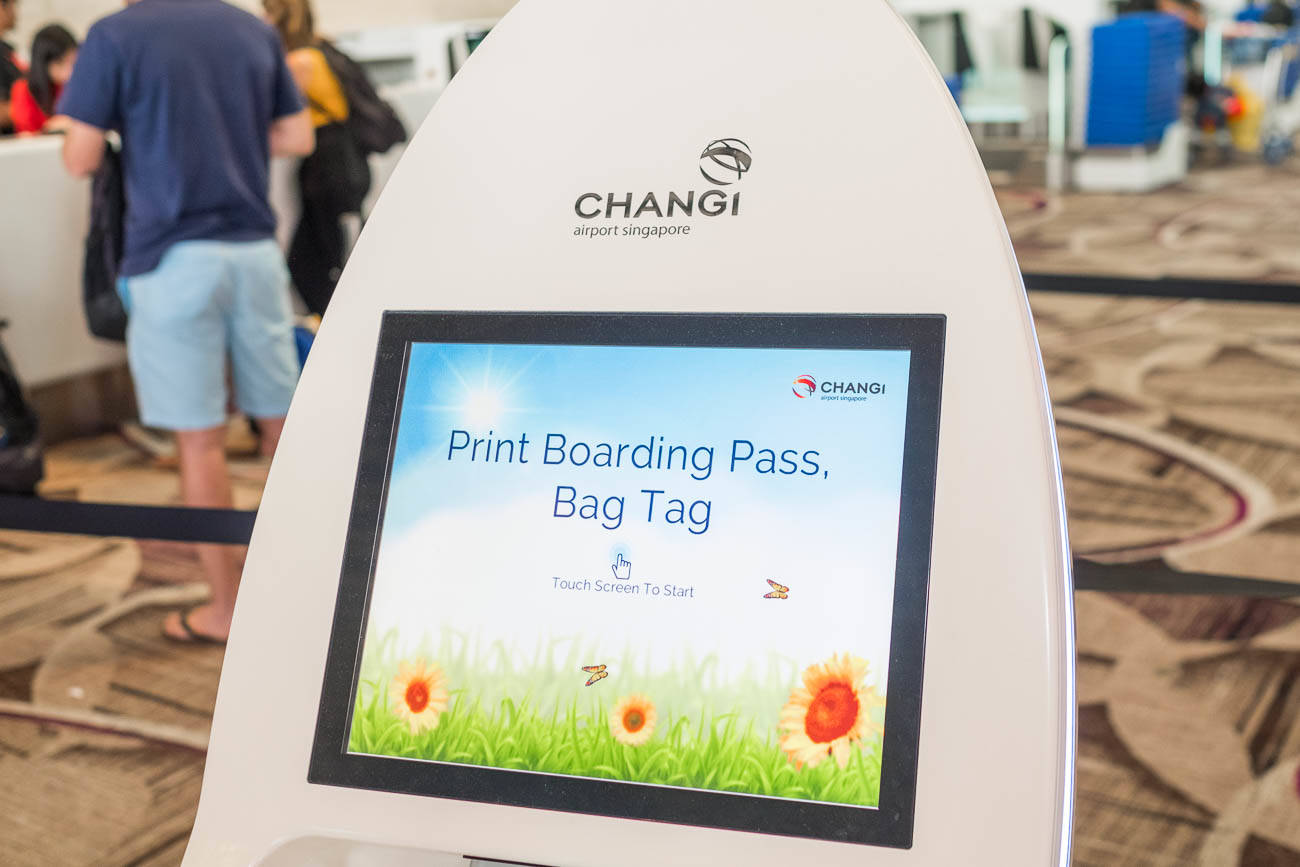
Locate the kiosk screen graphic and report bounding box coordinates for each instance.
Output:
[311,312,944,848]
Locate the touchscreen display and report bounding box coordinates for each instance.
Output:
[353,342,907,805]
[311,312,942,848]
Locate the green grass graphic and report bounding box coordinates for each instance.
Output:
[350,630,884,807]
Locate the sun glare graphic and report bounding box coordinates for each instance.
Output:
[423,347,538,430]
[461,384,506,428]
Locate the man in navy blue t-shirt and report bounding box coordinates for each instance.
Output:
[59,0,314,644]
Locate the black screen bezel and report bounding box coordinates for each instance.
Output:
[308,311,945,849]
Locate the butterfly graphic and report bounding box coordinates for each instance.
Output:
[582,664,608,686]
[763,579,789,599]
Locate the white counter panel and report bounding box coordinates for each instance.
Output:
[0,136,124,387]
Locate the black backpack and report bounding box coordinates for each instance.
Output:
[0,328,43,494]
[317,40,407,156]
[82,146,128,342]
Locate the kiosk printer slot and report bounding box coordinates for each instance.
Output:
[184,0,1075,864]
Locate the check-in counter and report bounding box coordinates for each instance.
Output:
[0,81,440,397]
[0,135,124,389]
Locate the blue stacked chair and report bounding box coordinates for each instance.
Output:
[944,74,963,108]
[1087,13,1187,147]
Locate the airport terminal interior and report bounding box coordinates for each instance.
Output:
[2,0,1300,864]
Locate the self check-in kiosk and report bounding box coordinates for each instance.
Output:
[183,0,1075,864]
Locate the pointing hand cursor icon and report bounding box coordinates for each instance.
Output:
[611,554,632,581]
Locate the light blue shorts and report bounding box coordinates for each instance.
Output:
[118,239,301,431]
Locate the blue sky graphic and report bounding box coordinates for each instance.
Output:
[381,342,912,540]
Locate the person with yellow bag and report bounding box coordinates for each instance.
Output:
[264,0,405,316]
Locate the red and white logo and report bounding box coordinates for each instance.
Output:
[792,375,816,398]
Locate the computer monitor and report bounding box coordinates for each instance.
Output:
[308,311,944,849]
[450,26,494,78]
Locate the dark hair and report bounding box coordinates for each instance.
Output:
[28,24,76,116]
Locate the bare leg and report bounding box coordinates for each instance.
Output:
[255,416,286,458]
[163,425,240,642]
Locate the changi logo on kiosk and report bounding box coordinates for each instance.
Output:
[698,137,752,185]
[797,375,889,402]
[572,138,750,240]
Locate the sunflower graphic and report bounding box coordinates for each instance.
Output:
[609,694,657,746]
[389,658,449,734]
[779,653,883,769]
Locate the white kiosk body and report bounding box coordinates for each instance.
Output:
[185,0,1075,864]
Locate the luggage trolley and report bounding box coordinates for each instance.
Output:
[1257,30,1300,163]
[1207,19,1300,163]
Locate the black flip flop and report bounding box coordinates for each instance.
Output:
[163,608,227,646]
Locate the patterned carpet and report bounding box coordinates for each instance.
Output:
[0,426,264,866]
[1038,294,1300,583]
[4,167,1300,864]
[1000,164,1300,284]
[1034,292,1300,865]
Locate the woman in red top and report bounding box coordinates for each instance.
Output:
[9,24,76,134]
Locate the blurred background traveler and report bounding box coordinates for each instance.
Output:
[265,0,370,316]
[1118,0,1209,30]
[0,0,23,133]
[8,24,76,134]
[55,0,314,644]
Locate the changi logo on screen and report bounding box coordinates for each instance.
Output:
[572,138,750,240]
[698,138,752,186]
[797,375,889,403]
